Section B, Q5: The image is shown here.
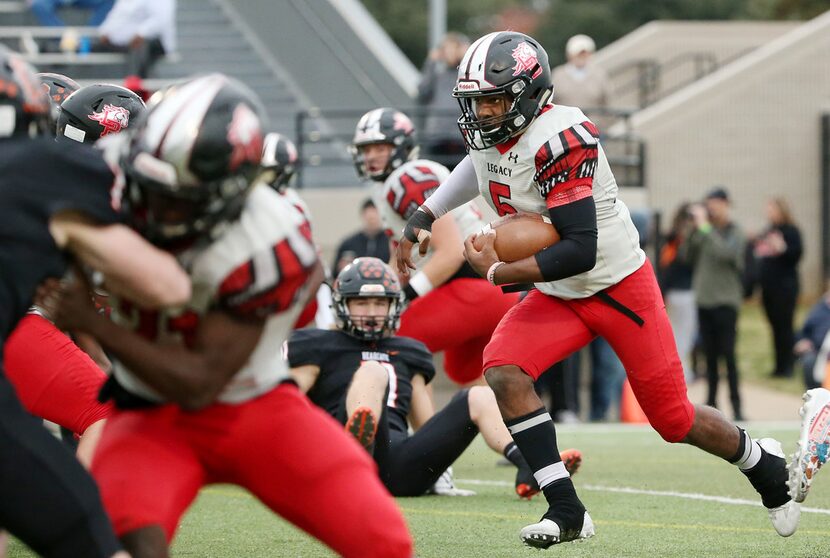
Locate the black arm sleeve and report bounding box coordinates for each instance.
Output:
[533,196,598,282]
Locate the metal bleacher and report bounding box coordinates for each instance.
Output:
[0,0,307,147]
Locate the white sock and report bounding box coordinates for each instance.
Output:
[733,431,763,471]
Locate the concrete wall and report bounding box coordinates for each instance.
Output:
[626,12,830,297]
[594,21,800,109]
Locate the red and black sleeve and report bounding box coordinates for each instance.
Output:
[531,121,600,282]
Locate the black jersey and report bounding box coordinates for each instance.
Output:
[287,328,435,435]
[0,137,120,341]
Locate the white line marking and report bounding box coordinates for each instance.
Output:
[456,478,830,515]
[549,421,801,435]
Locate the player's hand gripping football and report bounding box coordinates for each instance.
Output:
[464,230,500,279]
[35,269,100,333]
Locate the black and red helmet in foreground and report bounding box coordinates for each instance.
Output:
[120,73,267,250]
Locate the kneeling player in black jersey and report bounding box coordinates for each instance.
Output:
[287,257,581,498]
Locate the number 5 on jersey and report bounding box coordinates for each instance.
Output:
[489,180,517,216]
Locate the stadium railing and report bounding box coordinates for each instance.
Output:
[293,107,646,189]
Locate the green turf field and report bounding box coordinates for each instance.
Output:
[9,423,828,557]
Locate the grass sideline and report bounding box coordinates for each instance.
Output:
[737,302,809,396]
[9,424,829,557]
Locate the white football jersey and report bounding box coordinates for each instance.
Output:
[373,159,485,269]
[468,104,644,299]
[110,185,318,404]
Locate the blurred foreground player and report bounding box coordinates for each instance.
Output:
[0,49,188,558]
[42,74,412,558]
[398,31,799,547]
[4,82,146,467]
[288,257,581,498]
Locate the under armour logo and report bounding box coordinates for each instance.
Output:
[508,152,518,164]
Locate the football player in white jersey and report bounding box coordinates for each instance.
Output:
[396,31,799,548]
[351,107,519,386]
[261,131,334,329]
[42,75,413,558]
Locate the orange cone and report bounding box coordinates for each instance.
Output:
[620,379,649,423]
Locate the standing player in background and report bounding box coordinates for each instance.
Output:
[0,48,188,558]
[351,107,518,386]
[287,257,581,498]
[42,75,412,558]
[4,81,146,467]
[261,131,334,329]
[397,31,800,548]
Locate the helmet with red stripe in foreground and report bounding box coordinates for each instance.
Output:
[120,73,266,250]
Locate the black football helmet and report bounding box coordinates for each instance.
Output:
[120,73,267,250]
[0,47,52,139]
[453,32,553,150]
[57,83,145,144]
[350,107,417,181]
[37,72,80,106]
[332,257,403,341]
[261,132,298,193]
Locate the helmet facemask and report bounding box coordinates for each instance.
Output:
[334,294,402,341]
[331,257,404,341]
[125,152,252,251]
[455,78,550,150]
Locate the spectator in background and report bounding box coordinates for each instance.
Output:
[754,197,803,378]
[551,34,612,127]
[332,199,390,274]
[416,32,469,170]
[660,202,698,383]
[94,0,175,78]
[28,0,113,27]
[794,287,830,389]
[684,188,746,421]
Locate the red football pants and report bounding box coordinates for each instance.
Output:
[4,314,112,435]
[398,278,518,384]
[484,262,695,442]
[91,383,412,558]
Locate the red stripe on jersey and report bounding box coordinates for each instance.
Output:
[228,241,310,318]
[562,127,585,151]
[218,261,255,297]
[546,183,592,209]
[495,134,520,155]
[535,142,553,172]
[581,120,600,138]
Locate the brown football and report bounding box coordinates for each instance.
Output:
[473,212,560,262]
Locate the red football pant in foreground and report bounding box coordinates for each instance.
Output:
[92,383,413,558]
[484,262,695,442]
[399,277,519,384]
[4,314,111,435]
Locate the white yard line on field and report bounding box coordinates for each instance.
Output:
[456,478,830,515]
